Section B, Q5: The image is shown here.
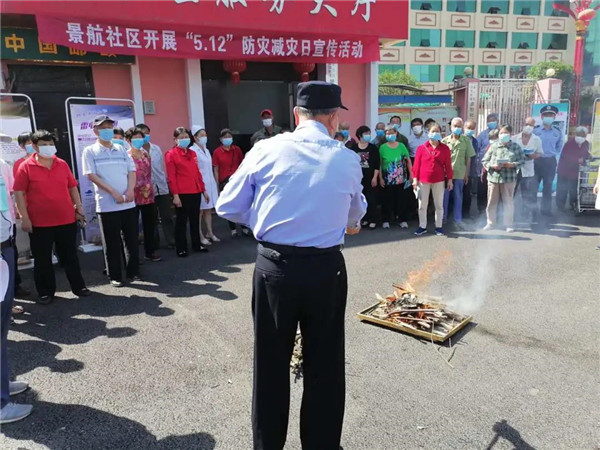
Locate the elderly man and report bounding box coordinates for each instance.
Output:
[533,105,564,217]
[371,121,386,146]
[217,81,366,450]
[513,117,543,224]
[463,120,480,218]
[338,121,357,148]
[476,112,499,153]
[388,115,409,148]
[442,117,475,228]
[251,109,282,146]
[557,126,590,211]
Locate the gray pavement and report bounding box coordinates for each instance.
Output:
[1,213,599,450]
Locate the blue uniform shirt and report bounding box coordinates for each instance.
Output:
[533,125,563,158]
[216,120,367,248]
[469,136,481,177]
[476,128,491,154]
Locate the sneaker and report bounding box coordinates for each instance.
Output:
[208,235,221,243]
[193,246,209,253]
[74,288,92,297]
[11,305,24,316]
[0,403,33,424]
[399,221,409,229]
[37,295,53,305]
[382,222,390,229]
[127,275,143,283]
[231,230,239,238]
[414,227,427,236]
[454,222,466,231]
[200,238,212,246]
[435,228,445,236]
[177,250,188,258]
[242,228,252,237]
[144,253,162,262]
[368,223,376,229]
[110,280,124,288]
[9,381,29,396]
[506,227,515,233]
[361,220,369,227]
[482,224,493,231]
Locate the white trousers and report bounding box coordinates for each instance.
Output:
[418,181,445,229]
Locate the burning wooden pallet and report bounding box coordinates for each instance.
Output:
[357,284,472,342]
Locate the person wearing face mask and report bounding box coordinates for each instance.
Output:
[462,120,480,219]
[125,127,161,263]
[441,117,475,229]
[165,127,210,257]
[476,113,499,153]
[338,121,357,148]
[216,81,366,450]
[482,125,525,232]
[112,127,129,150]
[251,109,282,146]
[556,126,590,212]
[371,121,386,146]
[348,126,380,228]
[191,125,220,245]
[533,105,564,218]
[412,124,453,236]
[82,115,139,287]
[379,124,412,229]
[213,129,248,237]
[388,115,409,148]
[408,118,428,161]
[13,130,90,303]
[512,117,543,224]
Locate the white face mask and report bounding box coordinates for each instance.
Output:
[38,145,57,158]
[198,136,208,146]
[262,118,273,127]
[575,136,586,145]
[523,125,534,135]
[412,125,423,135]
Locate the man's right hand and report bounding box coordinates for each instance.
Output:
[21,217,32,233]
[346,226,361,235]
[111,190,124,204]
[447,180,454,191]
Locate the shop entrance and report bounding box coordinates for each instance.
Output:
[201,61,315,153]
[8,64,95,164]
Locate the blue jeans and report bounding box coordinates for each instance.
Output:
[1,244,15,408]
[443,179,465,223]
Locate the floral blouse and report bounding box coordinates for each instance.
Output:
[128,149,154,205]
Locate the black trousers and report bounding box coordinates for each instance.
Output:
[98,208,139,282]
[175,193,201,252]
[535,157,557,216]
[154,194,175,248]
[381,184,408,223]
[29,222,86,297]
[477,173,488,213]
[11,224,21,292]
[362,181,379,224]
[252,244,347,450]
[556,176,577,210]
[138,204,157,257]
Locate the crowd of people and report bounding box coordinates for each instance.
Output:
[0,96,597,424]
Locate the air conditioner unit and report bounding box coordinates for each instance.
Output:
[488,6,501,13]
[521,7,531,15]
[518,42,530,49]
[421,2,432,10]
[420,39,431,47]
[454,40,466,48]
[486,41,498,48]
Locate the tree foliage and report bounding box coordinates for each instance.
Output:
[527,61,575,102]
[378,70,422,96]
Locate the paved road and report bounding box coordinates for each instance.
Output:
[1,213,598,450]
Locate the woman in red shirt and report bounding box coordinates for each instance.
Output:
[165,127,210,257]
[411,124,454,236]
[212,129,249,237]
[13,130,90,303]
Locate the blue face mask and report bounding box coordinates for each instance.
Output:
[428,132,442,141]
[487,121,498,130]
[542,117,554,126]
[500,133,511,144]
[0,176,9,213]
[143,135,151,144]
[98,128,115,142]
[386,134,397,142]
[222,138,233,146]
[465,129,475,137]
[392,123,400,131]
[376,129,385,137]
[25,144,35,154]
[177,138,191,148]
[452,127,463,136]
[112,138,125,147]
[361,134,371,142]
[340,130,350,138]
[131,138,145,149]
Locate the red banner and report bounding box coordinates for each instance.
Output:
[2,1,407,39]
[36,15,380,63]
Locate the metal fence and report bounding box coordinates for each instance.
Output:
[477,79,539,133]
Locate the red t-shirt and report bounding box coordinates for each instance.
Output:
[13,155,31,177]
[212,145,244,183]
[165,146,206,195]
[412,141,453,184]
[13,155,78,227]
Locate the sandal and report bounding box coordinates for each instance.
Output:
[12,305,24,315]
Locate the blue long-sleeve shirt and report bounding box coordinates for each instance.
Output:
[533,125,564,158]
[216,120,367,248]
[469,135,481,177]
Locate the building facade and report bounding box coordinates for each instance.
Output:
[380,0,577,91]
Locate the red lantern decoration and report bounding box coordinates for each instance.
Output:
[223,60,247,84]
[293,63,316,82]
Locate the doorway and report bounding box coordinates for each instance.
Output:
[8,64,95,164]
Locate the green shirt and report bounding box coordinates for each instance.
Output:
[441,134,475,180]
[379,142,410,186]
[482,140,525,184]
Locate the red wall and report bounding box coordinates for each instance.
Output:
[338,64,366,133]
[91,65,133,102]
[138,56,189,152]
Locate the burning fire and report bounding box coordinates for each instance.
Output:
[404,249,452,293]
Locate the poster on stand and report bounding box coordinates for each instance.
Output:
[0,101,33,163]
[68,103,134,244]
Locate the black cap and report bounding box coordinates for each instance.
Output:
[296,81,348,111]
[540,105,558,115]
[93,114,115,127]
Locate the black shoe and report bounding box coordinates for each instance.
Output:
[74,288,92,297]
[177,250,188,258]
[14,285,31,299]
[193,246,208,253]
[37,295,54,305]
[127,275,143,283]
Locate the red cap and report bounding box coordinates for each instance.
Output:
[260,109,273,117]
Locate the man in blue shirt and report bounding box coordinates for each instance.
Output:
[533,105,564,217]
[216,81,366,450]
[463,120,480,217]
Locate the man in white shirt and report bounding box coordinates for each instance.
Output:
[136,123,175,249]
[513,117,543,225]
[82,115,139,287]
[407,117,428,160]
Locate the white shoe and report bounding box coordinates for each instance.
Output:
[506,227,515,233]
[400,221,408,229]
[231,230,239,237]
[382,222,390,229]
[200,238,212,246]
[0,403,33,424]
[9,381,29,396]
[208,235,221,243]
[368,223,376,229]
[483,224,493,231]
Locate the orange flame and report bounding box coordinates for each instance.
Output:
[404,249,452,293]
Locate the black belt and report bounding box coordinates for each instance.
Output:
[1,239,13,250]
[258,242,342,259]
